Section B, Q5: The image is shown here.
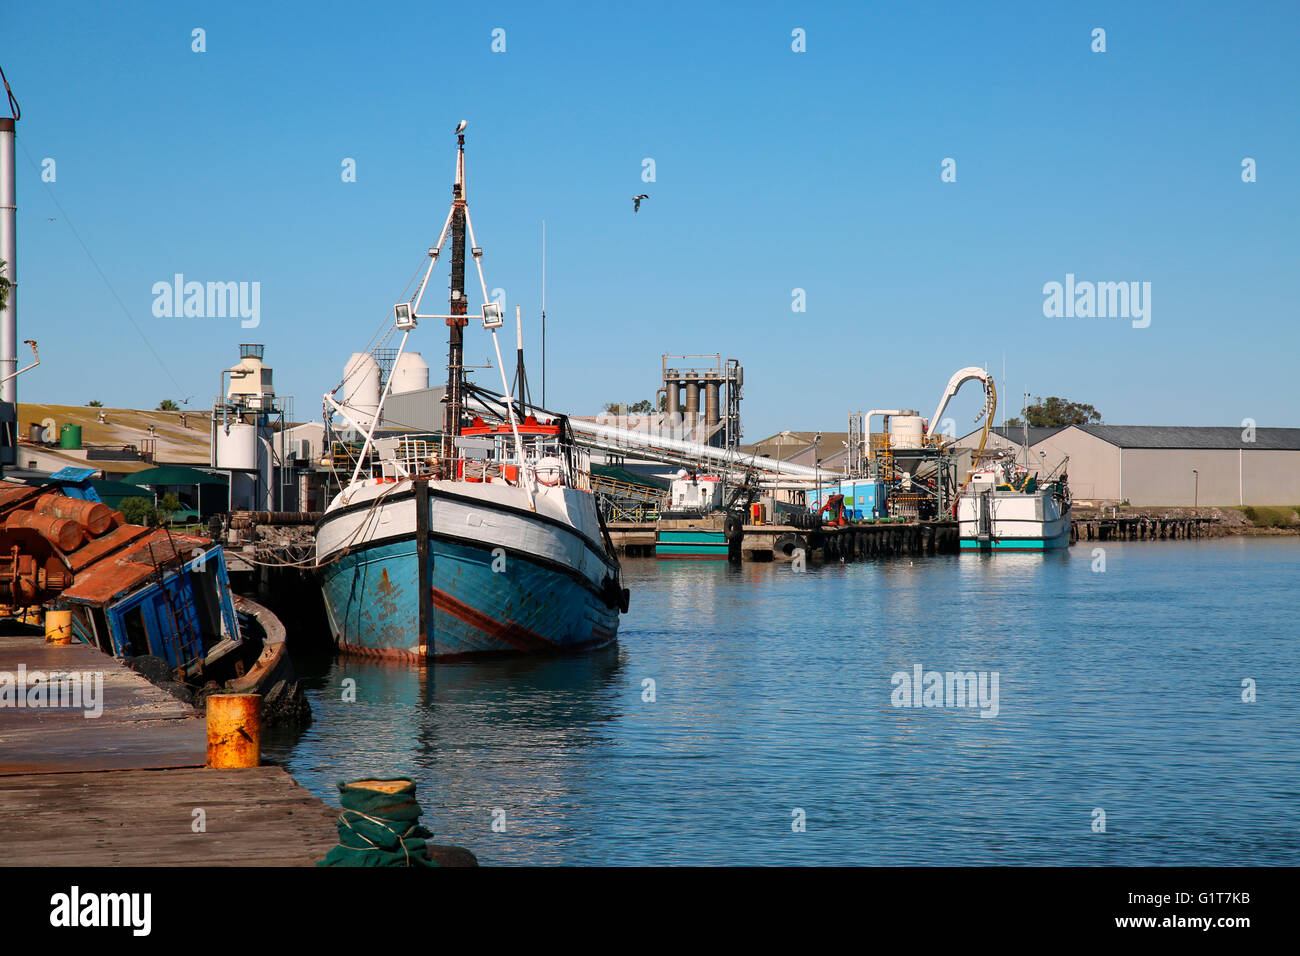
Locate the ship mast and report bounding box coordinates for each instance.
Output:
[511,304,532,415]
[442,129,469,460]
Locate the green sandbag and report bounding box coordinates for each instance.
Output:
[317,778,438,867]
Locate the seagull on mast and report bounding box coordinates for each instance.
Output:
[633,194,649,213]
[455,120,467,134]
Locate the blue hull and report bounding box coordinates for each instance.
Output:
[320,535,621,661]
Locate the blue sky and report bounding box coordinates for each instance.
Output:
[4,1,1297,438]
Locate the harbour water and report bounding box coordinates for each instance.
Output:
[265,538,1300,865]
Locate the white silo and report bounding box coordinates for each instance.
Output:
[888,411,926,480]
[342,352,381,429]
[215,421,258,470]
[889,413,925,450]
[390,352,429,395]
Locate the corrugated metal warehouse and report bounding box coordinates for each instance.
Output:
[957,425,1300,506]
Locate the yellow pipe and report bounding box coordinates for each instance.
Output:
[958,380,997,498]
[206,694,262,768]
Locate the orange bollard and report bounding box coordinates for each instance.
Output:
[44,609,70,643]
[206,693,262,768]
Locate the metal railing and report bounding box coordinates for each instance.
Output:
[607,503,661,523]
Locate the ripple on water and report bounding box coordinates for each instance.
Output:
[263,537,1300,865]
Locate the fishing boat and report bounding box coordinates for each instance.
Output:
[956,462,1072,551]
[652,467,765,559]
[654,470,727,558]
[315,124,628,661]
[956,411,1072,552]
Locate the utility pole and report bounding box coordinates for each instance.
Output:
[0,87,18,403]
[0,68,20,479]
[541,220,546,408]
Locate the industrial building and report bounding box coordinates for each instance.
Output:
[658,354,743,450]
[954,424,1300,506]
[0,345,340,517]
[741,431,849,472]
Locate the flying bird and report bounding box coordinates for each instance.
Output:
[633,194,649,212]
[455,120,467,134]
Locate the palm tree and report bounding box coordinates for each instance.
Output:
[88,400,104,407]
[157,399,180,411]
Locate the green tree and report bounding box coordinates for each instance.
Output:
[1006,396,1102,428]
[88,400,104,407]
[158,492,181,522]
[119,497,158,526]
[604,399,654,414]
[157,399,180,411]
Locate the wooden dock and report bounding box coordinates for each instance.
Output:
[1072,515,1219,541]
[741,520,960,561]
[0,630,336,866]
[606,521,657,557]
[0,766,336,866]
[605,519,961,561]
[609,513,1224,559]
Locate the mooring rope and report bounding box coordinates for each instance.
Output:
[329,808,423,866]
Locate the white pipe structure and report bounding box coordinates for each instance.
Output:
[564,416,825,482]
[859,409,916,461]
[927,366,996,439]
[457,392,825,484]
[863,409,916,433]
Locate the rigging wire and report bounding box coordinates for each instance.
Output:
[233,479,409,570]
[15,137,189,398]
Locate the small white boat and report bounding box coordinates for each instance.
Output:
[958,462,1072,552]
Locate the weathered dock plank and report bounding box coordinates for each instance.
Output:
[0,634,204,775]
[0,766,337,866]
[0,630,338,867]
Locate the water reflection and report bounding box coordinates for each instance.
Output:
[268,540,1300,865]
